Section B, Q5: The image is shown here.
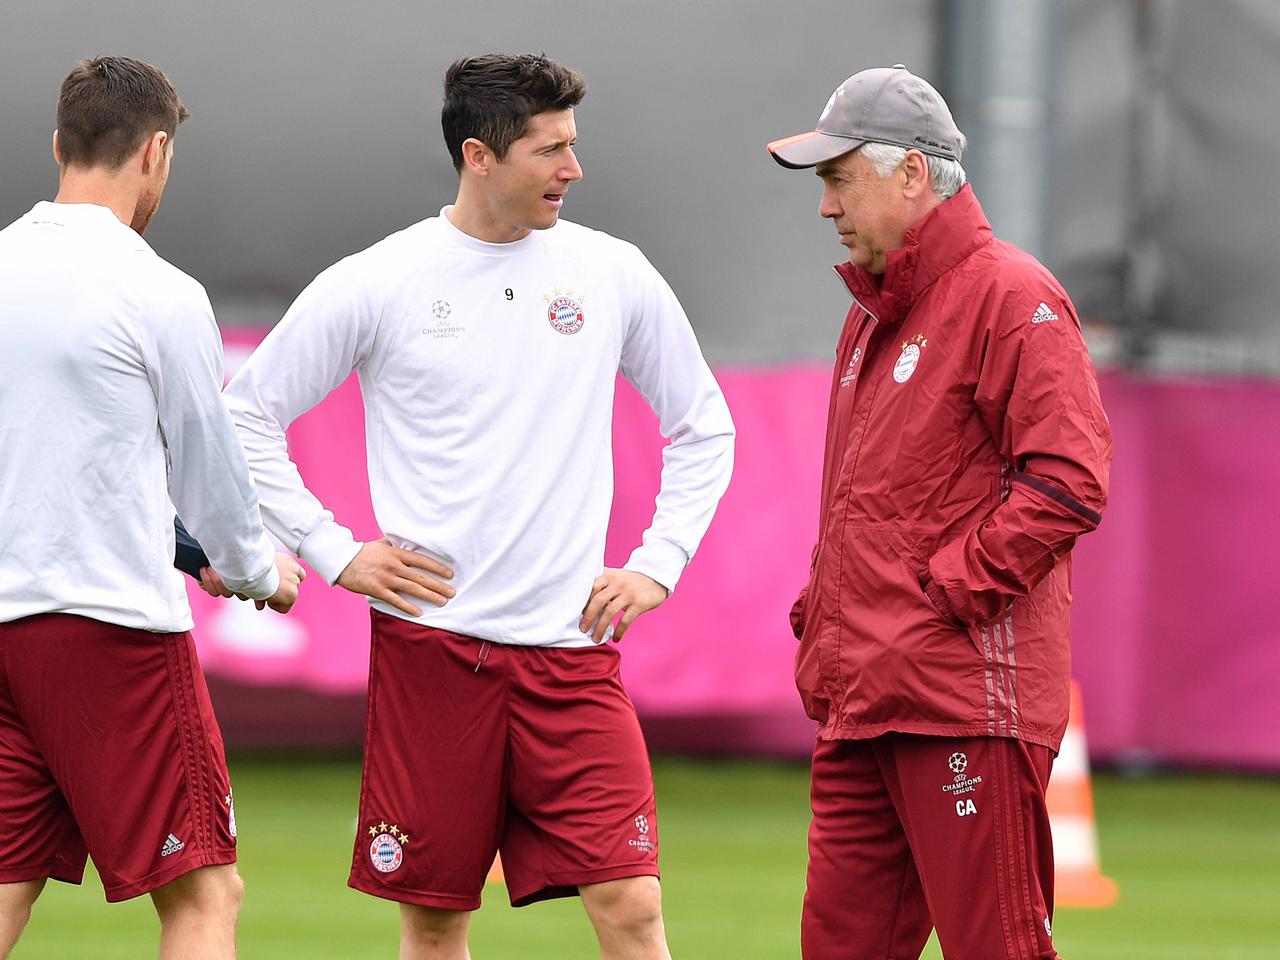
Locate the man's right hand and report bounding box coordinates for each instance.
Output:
[265,553,306,613]
[336,539,455,618]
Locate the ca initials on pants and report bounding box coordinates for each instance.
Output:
[955,799,978,817]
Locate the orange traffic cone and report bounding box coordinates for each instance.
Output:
[1047,682,1118,907]
[486,853,504,885]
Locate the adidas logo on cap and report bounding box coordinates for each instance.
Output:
[1031,302,1059,324]
[160,833,186,857]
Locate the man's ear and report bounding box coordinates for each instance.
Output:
[460,137,492,177]
[52,130,63,166]
[900,149,931,199]
[140,131,169,174]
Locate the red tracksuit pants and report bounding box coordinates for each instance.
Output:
[803,733,1059,960]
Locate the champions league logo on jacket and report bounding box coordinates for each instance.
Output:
[544,287,586,335]
[367,821,409,874]
[840,346,862,388]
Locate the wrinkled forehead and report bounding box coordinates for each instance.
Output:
[814,146,868,180]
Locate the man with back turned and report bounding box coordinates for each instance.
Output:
[0,56,302,959]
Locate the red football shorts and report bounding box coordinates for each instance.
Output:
[803,733,1058,960]
[0,614,237,901]
[349,611,660,910]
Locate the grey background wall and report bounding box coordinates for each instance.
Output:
[2,1,1275,363]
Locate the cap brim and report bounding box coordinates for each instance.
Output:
[767,130,864,169]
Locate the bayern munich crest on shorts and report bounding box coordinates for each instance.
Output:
[367,821,409,873]
[547,295,585,335]
[370,833,403,873]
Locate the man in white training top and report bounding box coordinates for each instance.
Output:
[0,56,303,960]
[220,53,734,960]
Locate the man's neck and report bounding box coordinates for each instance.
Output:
[447,185,530,244]
[54,167,138,229]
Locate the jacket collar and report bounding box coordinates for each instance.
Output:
[834,184,993,326]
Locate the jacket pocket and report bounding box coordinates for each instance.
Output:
[918,572,968,629]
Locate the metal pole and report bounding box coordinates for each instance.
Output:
[1122,0,1171,368]
[940,0,1061,262]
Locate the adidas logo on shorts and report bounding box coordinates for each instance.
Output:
[160,833,186,857]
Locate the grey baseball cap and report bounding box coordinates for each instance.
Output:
[768,64,964,169]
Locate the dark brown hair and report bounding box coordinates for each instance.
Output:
[442,54,585,172]
[56,56,189,169]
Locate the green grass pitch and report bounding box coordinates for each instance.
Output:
[14,758,1280,958]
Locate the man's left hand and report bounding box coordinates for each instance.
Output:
[579,568,669,644]
[199,553,303,612]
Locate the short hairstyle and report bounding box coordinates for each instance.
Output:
[858,141,968,201]
[56,56,189,170]
[441,53,586,172]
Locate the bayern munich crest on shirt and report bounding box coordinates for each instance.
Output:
[544,287,586,335]
[367,821,409,873]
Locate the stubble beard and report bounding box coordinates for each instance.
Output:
[130,184,163,235]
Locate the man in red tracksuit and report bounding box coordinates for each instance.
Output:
[768,65,1112,959]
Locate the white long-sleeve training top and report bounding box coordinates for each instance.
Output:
[0,202,280,631]
[225,209,734,647]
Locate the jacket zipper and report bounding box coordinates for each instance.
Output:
[813,274,885,697]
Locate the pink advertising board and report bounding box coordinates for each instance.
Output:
[193,331,1280,767]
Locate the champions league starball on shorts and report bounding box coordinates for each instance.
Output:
[0,616,238,901]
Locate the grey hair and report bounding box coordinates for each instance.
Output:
[858,141,968,200]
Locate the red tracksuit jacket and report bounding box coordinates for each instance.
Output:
[792,185,1112,752]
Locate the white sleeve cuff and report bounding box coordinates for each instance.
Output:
[624,537,689,594]
[221,549,281,601]
[298,521,362,585]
